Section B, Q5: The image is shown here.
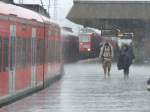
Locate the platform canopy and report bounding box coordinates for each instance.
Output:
[67,0,150,29]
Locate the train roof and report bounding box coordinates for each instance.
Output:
[0,1,59,26]
[61,27,78,37]
[79,27,101,35]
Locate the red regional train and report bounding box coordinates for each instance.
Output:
[78,28,118,59]
[78,28,102,58]
[0,1,63,106]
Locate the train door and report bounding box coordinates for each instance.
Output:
[9,24,16,95]
[0,20,9,97]
[31,28,36,88]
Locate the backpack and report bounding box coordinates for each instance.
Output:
[102,44,112,58]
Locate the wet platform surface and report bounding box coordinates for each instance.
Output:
[1,59,150,112]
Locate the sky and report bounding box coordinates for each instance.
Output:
[14,0,81,32]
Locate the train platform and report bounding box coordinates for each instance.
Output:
[0,59,150,112]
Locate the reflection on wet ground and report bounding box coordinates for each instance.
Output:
[1,59,150,112]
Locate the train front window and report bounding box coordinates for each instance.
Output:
[79,36,90,42]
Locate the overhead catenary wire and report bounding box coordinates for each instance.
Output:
[40,0,44,7]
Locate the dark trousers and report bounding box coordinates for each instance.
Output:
[124,67,129,78]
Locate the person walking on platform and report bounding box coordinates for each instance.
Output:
[99,42,114,78]
[117,44,135,79]
[147,78,150,91]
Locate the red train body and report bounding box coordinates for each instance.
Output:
[78,28,102,58]
[0,1,63,106]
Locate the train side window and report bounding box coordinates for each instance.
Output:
[22,38,26,67]
[48,40,51,62]
[36,39,39,64]
[17,37,21,67]
[32,38,34,65]
[10,36,16,70]
[39,39,41,64]
[28,38,31,65]
[40,39,44,64]
[39,39,42,64]
[0,36,2,72]
[3,38,8,71]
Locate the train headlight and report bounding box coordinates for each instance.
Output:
[88,48,91,51]
[80,42,83,45]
